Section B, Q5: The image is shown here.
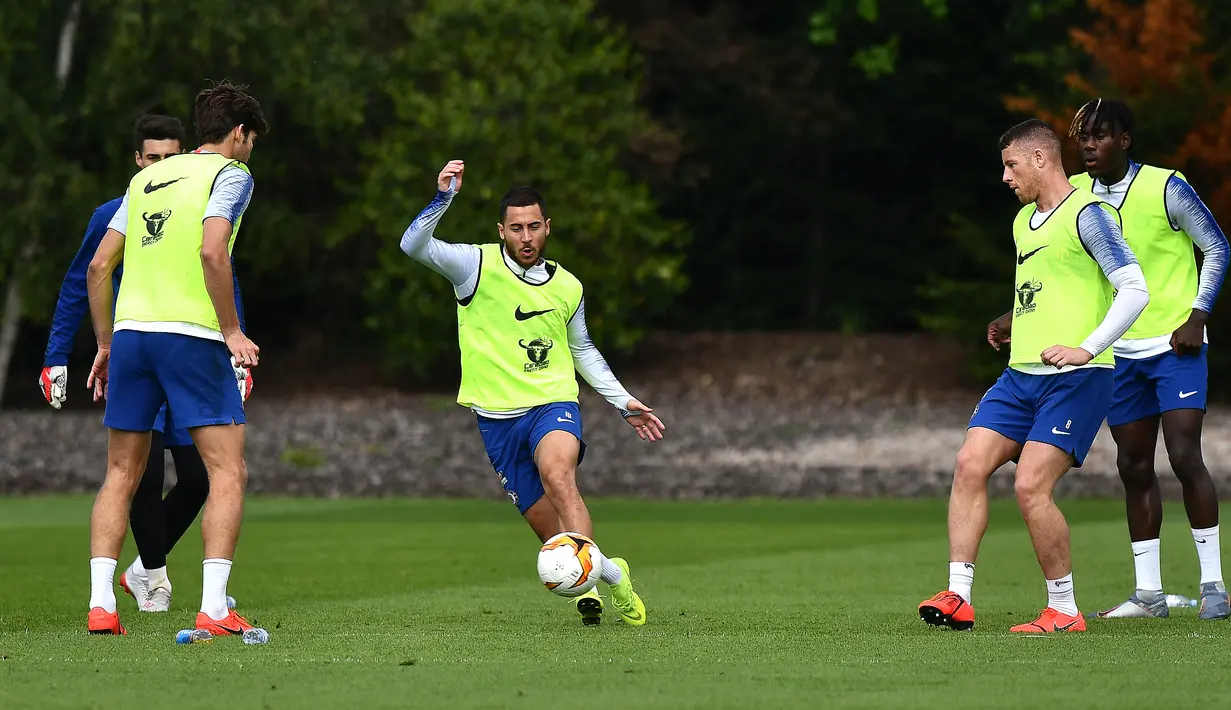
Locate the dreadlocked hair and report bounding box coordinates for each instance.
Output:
[1068,98,1135,138]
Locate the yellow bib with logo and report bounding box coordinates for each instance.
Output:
[456,244,584,410]
[115,152,249,331]
[1070,165,1197,338]
[1009,189,1119,368]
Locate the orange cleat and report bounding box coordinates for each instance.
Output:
[195,609,254,637]
[919,590,975,631]
[87,607,126,635]
[1010,608,1086,633]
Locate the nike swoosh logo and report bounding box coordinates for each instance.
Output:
[1017,245,1048,265]
[556,417,575,424]
[1134,551,1148,557]
[514,306,555,321]
[1051,427,1071,436]
[1196,538,1207,544]
[144,177,186,193]
[215,624,244,635]
[1179,391,1199,399]
[1056,620,1079,631]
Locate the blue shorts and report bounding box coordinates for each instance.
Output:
[153,405,193,447]
[1108,346,1208,427]
[104,330,245,435]
[969,367,1113,466]
[476,402,586,514]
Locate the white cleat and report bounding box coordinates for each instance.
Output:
[1095,590,1169,619]
[141,585,172,613]
[119,571,149,607]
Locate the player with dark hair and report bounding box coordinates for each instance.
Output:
[918,119,1149,632]
[1066,99,1230,620]
[84,81,265,636]
[41,113,252,614]
[399,160,661,626]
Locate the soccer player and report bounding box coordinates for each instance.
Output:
[1067,99,1230,620]
[400,160,662,626]
[40,114,252,614]
[83,81,266,636]
[918,119,1149,632]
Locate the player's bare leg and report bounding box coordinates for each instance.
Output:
[534,431,643,625]
[920,427,1019,630]
[1162,409,1228,619]
[1100,417,1169,618]
[189,423,252,632]
[88,430,152,635]
[524,495,603,624]
[1009,441,1086,632]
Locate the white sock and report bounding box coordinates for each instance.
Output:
[1131,539,1162,592]
[146,565,171,591]
[201,558,233,620]
[948,561,975,604]
[1193,526,1223,585]
[591,546,623,585]
[129,556,147,579]
[89,557,118,613]
[1047,573,1078,616]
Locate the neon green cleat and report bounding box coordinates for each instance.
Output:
[608,557,646,626]
[575,587,604,626]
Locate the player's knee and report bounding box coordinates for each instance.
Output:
[538,461,576,491]
[205,461,247,496]
[1115,452,1156,490]
[953,446,995,488]
[1168,445,1206,482]
[1013,471,1051,509]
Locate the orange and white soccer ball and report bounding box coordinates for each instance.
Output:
[537,532,600,597]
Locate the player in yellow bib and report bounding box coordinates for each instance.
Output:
[83,82,267,638]
[400,160,664,626]
[1067,99,1230,620]
[918,120,1149,633]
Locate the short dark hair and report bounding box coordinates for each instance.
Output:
[999,118,1061,154]
[133,114,185,152]
[500,186,546,222]
[193,80,269,145]
[1068,98,1135,139]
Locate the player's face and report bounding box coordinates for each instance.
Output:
[1001,144,1040,204]
[499,204,551,268]
[1076,117,1127,179]
[135,139,182,169]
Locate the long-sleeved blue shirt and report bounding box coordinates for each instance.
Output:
[43,197,246,367]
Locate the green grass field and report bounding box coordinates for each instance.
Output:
[1,496,1227,709]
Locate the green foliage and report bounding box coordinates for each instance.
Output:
[349,0,687,378]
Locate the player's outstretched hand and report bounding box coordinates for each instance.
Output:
[437,160,464,193]
[86,348,109,402]
[226,330,260,368]
[624,399,666,442]
[39,366,67,409]
[987,312,1012,351]
[1041,344,1092,369]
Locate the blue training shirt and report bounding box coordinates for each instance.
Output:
[43,196,247,367]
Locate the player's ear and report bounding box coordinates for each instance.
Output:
[497,222,505,238]
[544,218,551,236]
[134,151,144,169]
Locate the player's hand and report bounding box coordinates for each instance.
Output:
[39,366,68,409]
[987,312,1012,351]
[225,330,259,368]
[1041,345,1092,368]
[231,356,253,402]
[623,399,666,442]
[437,160,464,193]
[1171,312,1206,356]
[86,348,109,402]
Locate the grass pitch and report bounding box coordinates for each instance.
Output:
[0,496,1227,708]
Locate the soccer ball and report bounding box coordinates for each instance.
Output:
[537,532,600,597]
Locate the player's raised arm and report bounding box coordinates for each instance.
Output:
[1164,175,1229,353]
[1048,203,1149,366]
[566,298,665,441]
[399,160,482,300]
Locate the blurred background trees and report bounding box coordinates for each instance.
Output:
[2,0,1228,403]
